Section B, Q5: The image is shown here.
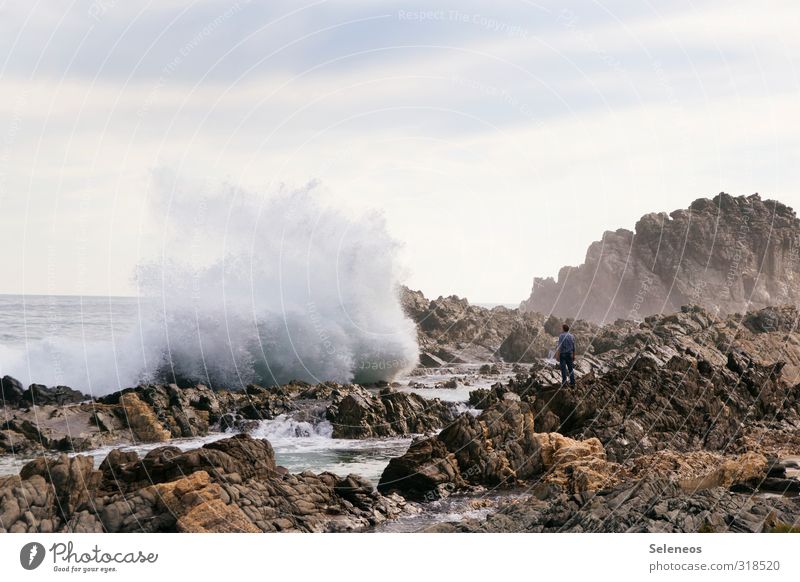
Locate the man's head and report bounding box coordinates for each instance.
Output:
[562,323,570,332]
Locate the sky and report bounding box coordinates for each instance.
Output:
[1,0,799,303]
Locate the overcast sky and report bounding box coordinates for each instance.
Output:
[1,0,799,302]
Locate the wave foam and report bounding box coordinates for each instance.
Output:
[0,178,419,394]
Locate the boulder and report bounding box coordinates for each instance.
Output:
[0,434,408,533]
[118,392,171,442]
[379,400,622,498]
[497,321,541,362]
[21,384,87,406]
[0,376,24,405]
[326,386,456,439]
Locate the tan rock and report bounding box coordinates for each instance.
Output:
[628,449,768,491]
[680,452,767,491]
[151,471,259,533]
[177,498,259,533]
[119,392,171,442]
[533,432,625,493]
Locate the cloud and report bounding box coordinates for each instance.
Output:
[0,0,798,301]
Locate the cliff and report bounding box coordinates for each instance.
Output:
[520,193,800,323]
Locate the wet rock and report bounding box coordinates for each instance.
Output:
[0,375,24,405]
[21,384,87,406]
[626,450,769,491]
[524,322,800,460]
[0,434,406,533]
[428,477,800,533]
[419,352,446,368]
[467,388,495,409]
[326,386,456,439]
[758,477,800,494]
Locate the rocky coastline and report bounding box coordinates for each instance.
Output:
[2,296,800,533]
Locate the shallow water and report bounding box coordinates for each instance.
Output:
[392,363,516,402]
[373,490,526,532]
[243,415,412,484]
[0,416,414,485]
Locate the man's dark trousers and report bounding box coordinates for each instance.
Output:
[559,352,575,386]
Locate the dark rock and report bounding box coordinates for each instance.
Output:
[428,477,800,533]
[0,434,407,533]
[326,386,456,439]
[21,384,87,406]
[419,352,445,368]
[498,321,541,362]
[0,376,24,405]
[379,400,618,498]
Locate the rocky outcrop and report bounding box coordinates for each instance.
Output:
[1,378,453,457]
[400,288,555,363]
[0,376,24,405]
[521,193,800,323]
[517,307,800,461]
[0,434,411,533]
[118,393,172,442]
[378,400,623,499]
[427,477,800,533]
[0,382,226,456]
[326,386,457,439]
[497,321,542,363]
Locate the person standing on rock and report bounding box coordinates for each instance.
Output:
[556,324,576,387]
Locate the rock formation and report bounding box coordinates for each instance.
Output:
[479,305,800,461]
[0,378,459,456]
[521,193,800,323]
[426,478,799,533]
[400,287,570,364]
[0,434,411,533]
[378,400,624,499]
[326,385,458,439]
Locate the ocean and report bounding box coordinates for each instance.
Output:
[0,294,142,348]
[0,294,483,486]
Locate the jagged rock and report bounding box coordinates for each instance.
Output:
[427,477,800,533]
[497,321,541,362]
[419,352,446,368]
[152,471,259,533]
[532,432,626,493]
[21,384,87,406]
[400,287,550,363]
[0,376,24,405]
[626,450,769,491]
[19,454,102,518]
[118,392,171,443]
[521,193,800,323]
[378,400,621,499]
[0,434,409,533]
[326,386,456,439]
[478,363,500,375]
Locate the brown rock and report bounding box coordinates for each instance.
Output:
[119,392,171,442]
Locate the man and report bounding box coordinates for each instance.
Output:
[555,323,576,387]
